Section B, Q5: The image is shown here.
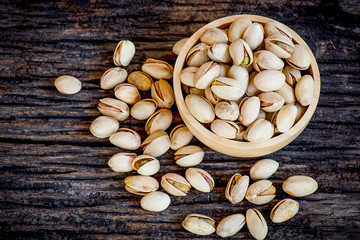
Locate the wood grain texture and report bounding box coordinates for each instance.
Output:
[0,0,359,239]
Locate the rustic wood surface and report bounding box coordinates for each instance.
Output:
[0,0,359,239]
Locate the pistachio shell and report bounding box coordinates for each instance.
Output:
[211,119,239,139]
[270,198,299,223]
[185,94,215,123]
[185,168,215,192]
[239,96,260,126]
[90,116,119,139]
[295,75,314,106]
[186,43,210,67]
[100,67,128,90]
[272,104,297,133]
[207,43,232,63]
[265,33,295,58]
[215,101,239,121]
[225,173,250,204]
[200,28,228,45]
[264,20,292,39]
[182,213,216,236]
[113,40,136,67]
[145,109,172,135]
[204,87,221,105]
[170,125,194,150]
[142,58,173,79]
[141,130,171,157]
[253,70,286,92]
[180,67,198,87]
[109,128,141,150]
[275,82,296,104]
[228,17,252,42]
[282,175,318,197]
[193,61,220,89]
[246,72,261,96]
[114,83,141,105]
[246,209,268,240]
[283,65,301,87]
[151,79,175,108]
[97,98,130,121]
[175,145,204,167]
[218,63,231,77]
[127,71,153,91]
[250,159,279,181]
[256,110,267,120]
[295,102,307,122]
[124,175,159,195]
[132,155,160,176]
[130,99,157,120]
[246,180,276,205]
[258,92,285,112]
[243,23,264,50]
[173,37,189,55]
[140,191,171,212]
[285,44,311,70]
[189,87,205,96]
[161,173,191,196]
[229,39,254,66]
[211,77,246,101]
[227,65,249,90]
[244,119,274,143]
[216,214,246,238]
[54,75,81,94]
[253,50,284,72]
[108,153,137,172]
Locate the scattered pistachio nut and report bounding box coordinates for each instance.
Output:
[54,75,81,94]
[250,159,279,181]
[161,173,191,196]
[174,145,204,167]
[185,168,214,192]
[270,198,299,223]
[282,175,318,197]
[170,125,194,150]
[130,99,157,120]
[225,173,250,204]
[173,37,189,55]
[246,208,268,240]
[90,116,119,139]
[216,214,246,238]
[140,191,171,212]
[151,79,175,108]
[145,109,172,135]
[141,130,171,157]
[124,175,159,195]
[97,98,129,121]
[100,67,128,90]
[114,83,141,105]
[109,128,141,150]
[245,179,276,205]
[108,152,137,173]
[113,40,136,67]
[142,58,173,79]
[182,213,216,236]
[127,71,153,91]
[131,155,160,176]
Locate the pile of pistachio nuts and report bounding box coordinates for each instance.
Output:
[178,18,314,142]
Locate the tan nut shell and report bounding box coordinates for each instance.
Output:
[200,28,228,45]
[275,82,296,104]
[295,75,314,106]
[185,168,214,192]
[229,39,253,66]
[285,44,311,70]
[216,214,246,238]
[145,109,172,135]
[141,130,171,157]
[175,145,205,167]
[193,61,221,89]
[207,43,232,63]
[90,116,119,139]
[108,152,137,172]
[211,119,240,139]
[211,77,246,101]
[204,87,221,105]
[140,191,171,212]
[283,65,301,87]
[250,159,279,181]
[186,43,210,67]
[109,128,141,150]
[182,213,216,236]
[258,92,285,112]
[228,17,252,42]
[127,71,153,91]
[131,155,160,176]
[244,119,274,143]
[215,101,239,121]
[253,50,284,72]
[185,94,215,123]
[100,67,128,90]
[180,67,198,87]
[270,198,299,223]
[151,79,175,108]
[113,40,135,67]
[97,98,129,121]
[227,65,249,90]
[272,104,297,133]
[225,173,250,204]
[130,99,157,120]
[142,58,173,79]
[246,209,268,240]
[264,19,292,39]
[282,175,318,197]
[253,70,286,92]
[124,175,159,195]
[161,173,191,196]
[239,96,260,126]
[246,72,261,96]
[55,75,81,94]
[245,180,276,205]
[170,125,194,150]
[243,22,264,50]
[114,83,141,105]
[173,38,189,55]
[265,33,295,58]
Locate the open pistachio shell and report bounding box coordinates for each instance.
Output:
[182,213,216,236]
[295,75,314,106]
[185,168,215,192]
[253,50,284,72]
[270,198,299,223]
[127,71,153,91]
[204,87,221,105]
[272,104,297,133]
[245,180,276,205]
[285,44,311,70]
[211,77,246,101]
[250,159,279,181]
[243,23,264,50]
[185,94,215,123]
[216,214,246,238]
[215,100,239,121]
[265,33,295,58]
[239,96,260,126]
[246,209,268,240]
[108,152,137,173]
[141,130,171,157]
[109,128,141,150]
[132,155,160,176]
[189,87,205,96]
[180,67,198,87]
[283,65,301,87]
[173,37,189,55]
[258,92,285,112]
[161,173,191,196]
[211,119,240,139]
[264,19,292,39]
[175,145,204,167]
[244,119,274,143]
[145,109,172,135]
[113,40,136,67]
[207,43,232,63]
[193,61,221,89]
[282,175,318,197]
[253,70,286,92]
[98,98,129,121]
[229,39,253,66]
[151,79,175,108]
[140,191,171,212]
[170,125,193,150]
[124,175,159,195]
[130,99,157,120]
[100,67,128,90]
[90,116,119,139]
[142,58,173,79]
[114,83,141,105]
[186,43,210,67]
[225,173,250,204]
[228,17,252,42]
[200,28,228,45]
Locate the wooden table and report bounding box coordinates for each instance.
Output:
[1,1,359,239]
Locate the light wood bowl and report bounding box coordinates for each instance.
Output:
[173,15,321,158]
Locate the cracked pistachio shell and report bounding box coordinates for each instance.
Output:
[161,173,191,196]
[229,39,253,66]
[114,83,141,105]
[189,87,205,96]
[216,214,246,238]
[265,20,292,39]
[185,94,215,123]
[170,125,193,150]
[283,175,318,197]
[109,128,141,150]
[113,40,135,67]
[246,72,261,96]
[285,44,311,70]
[54,75,81,94]
[180,67,198,87]
[124,175,159,195]
[173,37,189,55]
[132,155,160,176]
[185,168,214,192]
[200,28,228,45]
[275,82,296,104]
[151,79,175,108]
[145,109,172,135]
[211,77,246,101]
[141,130,171,157]
[250,159,279,181]
[108,153,137,173]
[283,65,301,87]
[140,191,171,212]
[295,102,307,122]
[258,92,285,112]
[175,145,204,167]
[127,71,153,91]
[239,97,260,126]
[204,87,221,105]
[244,119,274,143]
[215,101,239,121]
[227,65,249,90]
[245,180,276,205]
[207,43,231,63]
[130,99,157,120]
[97,98,129,121]
[225,173,250,204]
[211,119,240,139]
[142,58,173,79]
[270,198,299,223]
[295,75,314,106]
[265,33,294,58]
[272,104,297,133]
[100,67,128,90]
[243,23,264,50]
[254,70,286,92]
[253,50,284,72]
[186,43,210,67]
[194,61,221,89]
[182,213,216,236]
[90,116,119,139]
[218,63,231,77]
[246,209,268,240]
[228,17,252,42]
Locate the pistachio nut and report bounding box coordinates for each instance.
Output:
[185,168,215,192]
[264,19,292,39]
[216,214,246,238]
[229,39,253,66]
[189,87,205,96]
[218,63,231,77]
[175,145,204,167]
[228,17,252,42]
[97,98,129,121]
[295,75,314,106]
[100,67,128,90]
[161,173,191,196]
[140,191,171,212]
[200,28,228,45]
[295,102,307,123]
[151,79,175,108]
[109,128,141,150]
[253,69,286,92]
[113,40,136,67]
[130,99,157,120]
[246,208,268,240]
[182,213,216,236]
[282,175,318,197]
[272,104,297,133]
[142,58,173,79]
[246,72,261,96]
[253,50,284,72]
[141,130,171,157]
[258,92,285,112]
[235,130,246,141]
[207,43,231,63]
[170,125,194,150]
[127,71,153,91]
[256,109,267,120]
[108,152,137,173]
[193,61,220,89]
[225,173,250,204]
[131,155,160,176]
[186,43,210,67]
[238,96,260,126]
[250,159,279,181]
[90,116,119,139]
[54,75,81,94]
[283,65,301,87]
[210,119,240,139]
[180,67,198,87]
[243,22,264,50]
[211,77,246,101]
[185,94,215,123]
[265,33,295,58]
[270,198,299,223]
[204,87,221,105]
[275,82,296,104]
[114,83,141,105]
[245,180,276,205]
[215,100,239,121]
[227,65,249,90]
[244,119,274,143]
[124,175,159,195]
[145,109,172,135]
[173,37,189,55]
[285,44,311,70]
